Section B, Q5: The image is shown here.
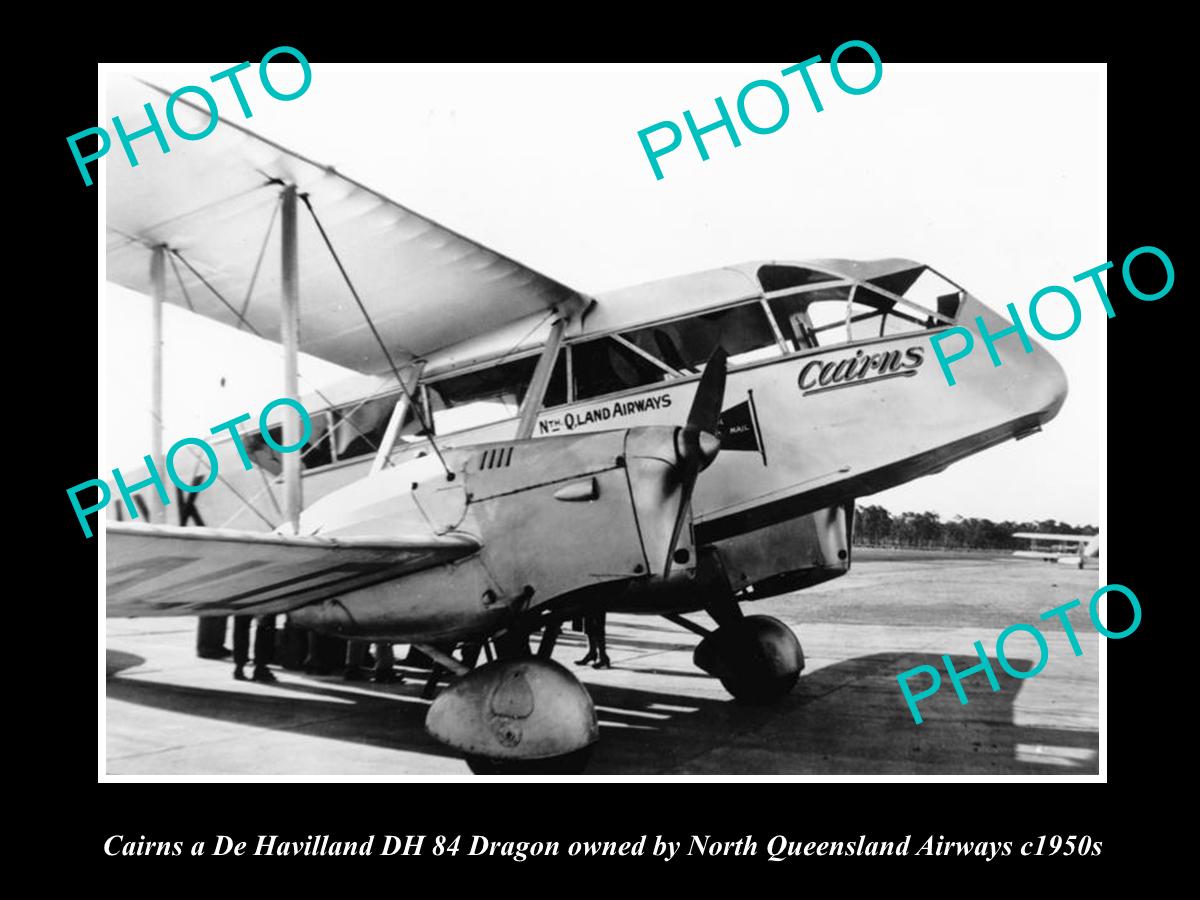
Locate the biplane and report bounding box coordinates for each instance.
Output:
[102,70,1069,772]
[1012,533,1100,568]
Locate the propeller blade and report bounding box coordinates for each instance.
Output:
[686,346,728,434]
[662,469,699,578]
[663,347,729,577]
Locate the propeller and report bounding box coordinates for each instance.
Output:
[662,347,728,577]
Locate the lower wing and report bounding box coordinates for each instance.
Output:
[106,523,479,618]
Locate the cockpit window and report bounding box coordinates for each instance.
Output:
[868,266,964,322]
[841,286,939,341]
[769,272,961,351]
[767,286,853,351]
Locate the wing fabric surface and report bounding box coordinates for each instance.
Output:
[104,74,582,374]
[106,522,479,617]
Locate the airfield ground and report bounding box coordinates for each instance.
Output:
[104,549,1100,776]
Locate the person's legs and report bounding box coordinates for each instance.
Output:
[592,610,611,669]
[304,632,336,674]
[197,616,230,659]
[277,619,307,670]
[372,642,401,683]
[232,616,251,679]
[344,640,368,680]
[252,615,277,682]
[575,612,598,665]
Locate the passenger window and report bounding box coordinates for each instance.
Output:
[333,395,408,461]
[243,395,427,474]
[618,302,781,373]
[301,411,335,468]
[244,410,338,474]
[573,337,671,401]
[245,429,284,476]
[427,355,540,435]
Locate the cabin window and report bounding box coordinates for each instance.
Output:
[300,411,335,469]
[572,336,673,401]
[617,301,781,374]
[244,395,422,474]
[245,410,336,474]
[331,394,412,460]
[427,355,540,434]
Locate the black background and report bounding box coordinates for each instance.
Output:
[28,12,1181,881]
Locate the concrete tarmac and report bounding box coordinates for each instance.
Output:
[105,550,1101,775]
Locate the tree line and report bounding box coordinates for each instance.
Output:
[852,505,1098,550]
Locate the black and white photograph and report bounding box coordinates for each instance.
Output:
[92,58,1109,779]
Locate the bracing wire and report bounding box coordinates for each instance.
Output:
[298,192,454,480]
[170,246,384,455]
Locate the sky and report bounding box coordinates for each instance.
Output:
[103,61,1104,526]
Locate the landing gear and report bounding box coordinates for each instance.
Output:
[425,656,599,775]
[669,592,804,703]
[694,614,804,703]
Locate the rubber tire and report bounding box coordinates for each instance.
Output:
[719,669,800,705]
[466,746,594,775]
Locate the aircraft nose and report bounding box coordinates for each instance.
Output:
[1027,340,1069,425]
[959,292,1069,426]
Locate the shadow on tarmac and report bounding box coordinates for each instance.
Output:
[588,652,1098,774]
[107,647,1097,775]
[106,650,146,676]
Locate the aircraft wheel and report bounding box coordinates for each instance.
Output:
[695,614,804,705]
[719,669,800,704]
[466,746,594,775]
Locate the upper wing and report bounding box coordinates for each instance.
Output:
[104,73,584,374]
[106,522,479,617]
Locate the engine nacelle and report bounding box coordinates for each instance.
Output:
[293,426,701,642]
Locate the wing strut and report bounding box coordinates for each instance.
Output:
[515,315,569,440]
[150,244,165,524]
[280,184,303,533]
[371,362,426,475]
